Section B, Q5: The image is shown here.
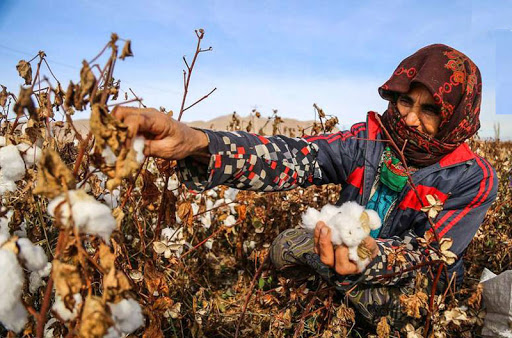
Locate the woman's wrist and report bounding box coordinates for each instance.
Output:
[188,128,210,159]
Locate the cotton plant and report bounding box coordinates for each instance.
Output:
[47,189,116,242]
[52,293,83,321]
[0,235,50,332]
[104,298,144,338]
[102,188,121,209]
[0,145,26,195]
[153,227,188,258]
[101,135,146,167]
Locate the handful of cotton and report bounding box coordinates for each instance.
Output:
[301,201,382,271]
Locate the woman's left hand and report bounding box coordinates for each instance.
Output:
[313,221,379,275]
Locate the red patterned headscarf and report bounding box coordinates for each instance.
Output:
[379,44,482,167]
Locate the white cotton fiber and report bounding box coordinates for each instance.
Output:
[48,190,116,242]
[0,209,13,238]
[0,145,26,182]
[301,201,382,272]
[0,299,28,333]
[16,142,42,167]
[102,189,120,209]
[29,262,52,294]
[52,293,82,321]
[0,249,27,333]
[132,136,145,164]
[17,238,49,272]
[102,146,117,166]
[0,173,18,195]
[108,298,144,334]
[0,136,6,147]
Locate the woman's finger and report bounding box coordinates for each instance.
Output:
[318,226,334,267]
[314,221,326,254]
[334,245,358,275]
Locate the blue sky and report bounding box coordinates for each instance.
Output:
[0,0,511,138]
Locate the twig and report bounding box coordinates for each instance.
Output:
[180,225,227,258]
[72,131,92,177]
[234,254,270,338]
[424,262,444,336]
[177,29,212,121]
[181,87,217,114]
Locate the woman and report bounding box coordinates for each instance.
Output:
[113,44,497,327]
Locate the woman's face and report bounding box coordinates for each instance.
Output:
[396,83,442,137]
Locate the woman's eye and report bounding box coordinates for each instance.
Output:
[398,97,412,106]
[423,107,440,115]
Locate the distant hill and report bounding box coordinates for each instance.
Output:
[68,114,333,137]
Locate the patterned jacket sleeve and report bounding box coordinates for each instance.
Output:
[348,156,498,288]
[177,125,366,193]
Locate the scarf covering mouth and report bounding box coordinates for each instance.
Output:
[379,44,482,167]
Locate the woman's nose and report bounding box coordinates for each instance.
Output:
[404,109,421,128]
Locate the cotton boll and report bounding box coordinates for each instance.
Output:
[205,239,213,250]
[200,212,211,229]
[108,298,144,334]
[47,195,71,223]
[0,145,26,182]
[17,238,48,272]
[102,146,117,166]
[0,173,18,195]
[132,136,145,164]
[191,203,199,215]
[223,215,236,227]
[0,249,26,332]
[103,189,120,209]
[167,177,180,196]
[213,198,225,209]
[0,209,13,238]
[13,221,27,238]
[48,190,116,242]
[29,262,52,294]
[206,189,217,198]
[103,327,121,338]
[0,234,7,246]
[224,188,239,202]
[72,198,116,242]
[52,293,82,321]
[0,299,27,333]
[16,142,42,167]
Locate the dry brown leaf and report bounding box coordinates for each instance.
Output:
[53,82,64,108]
[399,291,428,319]
[79,60,96,103]
[119,40,133,60]
[144,262,169,296]
[90,103,139,189]
[16,60,32,85]
[357,241,373,260]
[98,242,116,271]
[236,204,247,222]
[141,169,160,207]
[143,312,163,338]
[64,81,76,108]
[79,295,112,338]
[103,268,132,302]
[13,86,38,121]
[33,149,76,198]
[0,85,8,106]
[52,260,82,299]
[376,316,390,338]
[177,201,193,228]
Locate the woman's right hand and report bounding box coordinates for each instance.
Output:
[111,106,209,160]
